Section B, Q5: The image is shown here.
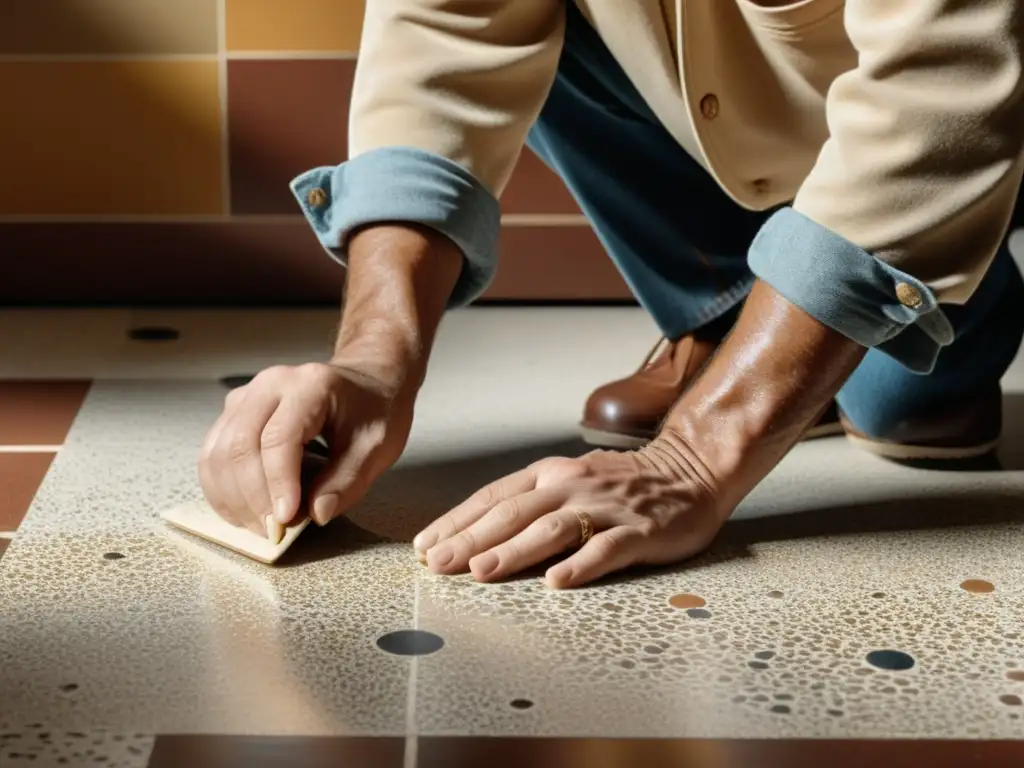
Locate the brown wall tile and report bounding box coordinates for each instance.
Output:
[226,0,365,53]
[0,0,218,55]
[0,222,629,304]
[0,382,92,445]
[489,226,631,300]
[0,62,223,215]
[228,60,354,215]
[501,149,580,215]
[0,454,56,532]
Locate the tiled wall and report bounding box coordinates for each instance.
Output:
[1,0,629,305]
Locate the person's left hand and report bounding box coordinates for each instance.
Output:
[412,437,728,589]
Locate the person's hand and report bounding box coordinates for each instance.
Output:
[412,435,728,589]
[198,362,413,541]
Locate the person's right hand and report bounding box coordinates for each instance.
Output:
[198,362,414,541]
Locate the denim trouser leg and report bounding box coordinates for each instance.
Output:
[530,0,1024,433]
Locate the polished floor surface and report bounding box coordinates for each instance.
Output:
[1,307,1023,767]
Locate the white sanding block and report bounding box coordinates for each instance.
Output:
[161,500,311,564]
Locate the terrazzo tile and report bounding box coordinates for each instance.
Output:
[0,381,414,735]
[0,725,153,767]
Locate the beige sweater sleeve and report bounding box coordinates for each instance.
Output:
[348,0,566,196]
[792,0,1024,304]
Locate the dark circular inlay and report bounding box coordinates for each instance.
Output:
[59,683,79,693]
[686,608,711,619]
[871,592,886,599]
[748,661,770,670]
[770,705,791,714]
[1000,694,1023,707]
[102,552,125,561]
[960,579,995,594]
[219,374,255,390]
[127,326,180,342]
[1006,670,1024,682]
[755,651,776,660]
[865,649,916,671]
[767,590,784,599]
[510,699,534,710]
[375,629,444,657]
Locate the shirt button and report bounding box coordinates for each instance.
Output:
[895,282,923,309]
[700,94,719,120]
[306,187,328,208]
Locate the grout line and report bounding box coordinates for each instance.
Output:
[0,53,219,63]
[403,576,421,768]
[0,445,62,454]
[216,0,232,215]
[0,213,589,226]
[227,50,358,60]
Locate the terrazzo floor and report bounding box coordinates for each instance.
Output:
[1,307,1024,767]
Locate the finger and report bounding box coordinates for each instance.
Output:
[426,487,563,575]
[217,394,281,537]
[545,526,647,590]
[412,465,539,554]
[468,507,589,583]
[261,392,328,525]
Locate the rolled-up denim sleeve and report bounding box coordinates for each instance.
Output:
[290,147,500,307]
[748,207,954,374]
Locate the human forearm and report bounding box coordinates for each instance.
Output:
[331,224,463,399]
[660,280,866,513]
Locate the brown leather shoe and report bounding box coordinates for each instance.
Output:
[580,336,843,449]
[840,385,1002,461]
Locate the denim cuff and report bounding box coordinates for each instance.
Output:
[748,208,955,374]
[290,146,501,307]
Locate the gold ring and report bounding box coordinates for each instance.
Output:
[573,510,594,547]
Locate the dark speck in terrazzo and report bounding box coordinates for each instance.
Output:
[220,374,255,390]
[871,592,886,599]
[770,704,791,714]
[866,649,916,671]
[767,590,784,599]
[1007,670,1024,682]
[59,683,79,693]
[748,661,770,670]
[127,326,180,342]
[644,645,663,655]
[510,699,534,710]
[686,608,711,619]
[827,709,844,717]
[376,629,444,656]
[755,651,776,660]
[102,552,125,561]
[960,579,995,594]
[1000,694,1023,706]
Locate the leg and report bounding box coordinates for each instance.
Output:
[838,234,1024,459]
[527,0,761,340]
[529,2,778,447]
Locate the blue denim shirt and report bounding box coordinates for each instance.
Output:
[291,146,954,375]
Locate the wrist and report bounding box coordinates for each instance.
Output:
[661,280,866,510]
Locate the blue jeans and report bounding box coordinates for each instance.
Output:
[527,2,1024,435]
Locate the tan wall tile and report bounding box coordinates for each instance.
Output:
[0,62,223,215]
[0,0,218,55]
[226,0,365,52]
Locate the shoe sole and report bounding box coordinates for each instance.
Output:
[843,433,1000,461]
[580,420,846,450]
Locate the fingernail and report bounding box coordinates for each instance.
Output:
[312,494,339,525]
[428,545,454,569]
[265,517,285,545]
[413,532,436,552]
[470,552,499,579]
[546,566,571,590]
[273,497,291,524]
[416,551,428,566]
